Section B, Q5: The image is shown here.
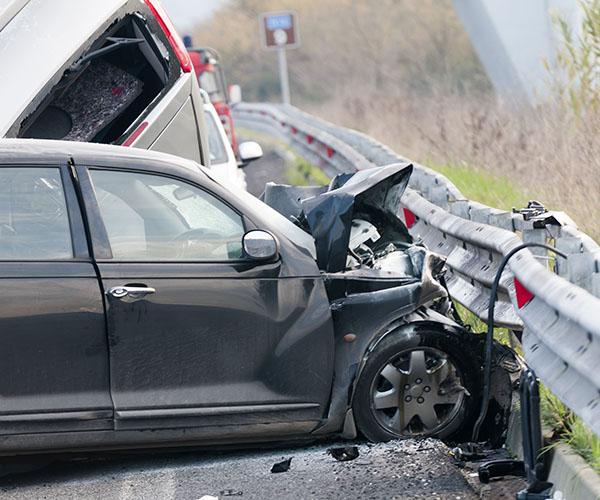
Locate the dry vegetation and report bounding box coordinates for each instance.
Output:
[193,0,489,100]
[311,90,600,238]
[194,0,600,237]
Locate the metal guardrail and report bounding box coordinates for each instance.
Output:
[234,102,600,436]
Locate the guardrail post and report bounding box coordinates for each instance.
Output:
[554,235,580,280]
[521,226,549,261]
[593,256,600,298]
[427,186,450,210]
[449,200,470,219]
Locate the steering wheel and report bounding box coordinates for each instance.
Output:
[171,227,222,242]
[170,228,231,259]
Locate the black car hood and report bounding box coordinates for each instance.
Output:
[300,163,413,272]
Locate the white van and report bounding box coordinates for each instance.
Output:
[0,0,209,164]
[200,90,263,191]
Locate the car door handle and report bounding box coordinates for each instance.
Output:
[107,285,156,300]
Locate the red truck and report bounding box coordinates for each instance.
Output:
[186,44,239,159]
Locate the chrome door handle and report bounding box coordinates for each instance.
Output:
[107,286,156,300]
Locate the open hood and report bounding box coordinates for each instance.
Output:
[300,163,413,272]
[261,163,413,272]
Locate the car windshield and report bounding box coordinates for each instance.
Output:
[204,110,229,165]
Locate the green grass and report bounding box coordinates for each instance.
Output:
[540,385,600,474]
[540,385,572,434]
[453,302,517,349]
[426,162,530,211]
[285,157,330,186]
[235,127,286,151]
[565,418,600,474]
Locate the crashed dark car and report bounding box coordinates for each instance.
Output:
[0,139,508,458]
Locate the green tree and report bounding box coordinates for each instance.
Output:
[553,0,600,115]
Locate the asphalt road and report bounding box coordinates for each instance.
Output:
[0,440,478,500]
[243,148,292,197]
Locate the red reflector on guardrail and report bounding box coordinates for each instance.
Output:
[403,208,417,229]
[307,135,314,144]
[514,277,534,308]
[291,127,297,134]
[326,147,334,158]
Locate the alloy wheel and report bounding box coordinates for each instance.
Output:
[369,347,466,437]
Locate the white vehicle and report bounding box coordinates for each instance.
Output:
[0,0,209,164]
[200,90,262,191]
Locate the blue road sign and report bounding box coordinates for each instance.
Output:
[266,13,292,31]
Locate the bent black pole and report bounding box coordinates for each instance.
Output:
[471,242,567,442]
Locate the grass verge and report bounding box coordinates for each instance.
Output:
[541,386,600,474]
[425,161,530,211]
[285,157,330,186]
[452,302,518,352]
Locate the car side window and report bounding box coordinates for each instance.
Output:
[0,168,73,260]
[90,170,246,261]
[204,110,229,165]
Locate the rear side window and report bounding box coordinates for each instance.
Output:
[18,14,177,145]
[0,168,73,260]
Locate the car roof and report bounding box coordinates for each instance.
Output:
[0,138,207,177]
[0,0,129,136]
[0,0,30,31]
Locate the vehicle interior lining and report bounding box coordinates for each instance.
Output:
[19,14,172,145]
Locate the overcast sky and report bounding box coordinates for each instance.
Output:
[161,0,226,34]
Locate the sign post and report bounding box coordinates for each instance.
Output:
[260,11,299,105]
[277,47,291,105]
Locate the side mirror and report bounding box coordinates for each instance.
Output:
[238,141,263,167]
[243,230,278,260]
[229,84,242,105]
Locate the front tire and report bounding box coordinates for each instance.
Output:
[352,325,480,442]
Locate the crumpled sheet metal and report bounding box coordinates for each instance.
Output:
[301,164,412,273]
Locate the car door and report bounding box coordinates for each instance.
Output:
[0,165,112,436]
[76,165,334,432]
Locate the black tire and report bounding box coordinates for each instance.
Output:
[352,325,481,442]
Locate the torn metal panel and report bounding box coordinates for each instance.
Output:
[301,164,413,273]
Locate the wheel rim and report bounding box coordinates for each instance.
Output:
[369,347,466,437]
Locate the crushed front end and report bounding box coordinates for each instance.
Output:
[262,163,452,315]
[262,163,517,444]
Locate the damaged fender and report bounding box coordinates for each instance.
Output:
[312,304,473,437]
